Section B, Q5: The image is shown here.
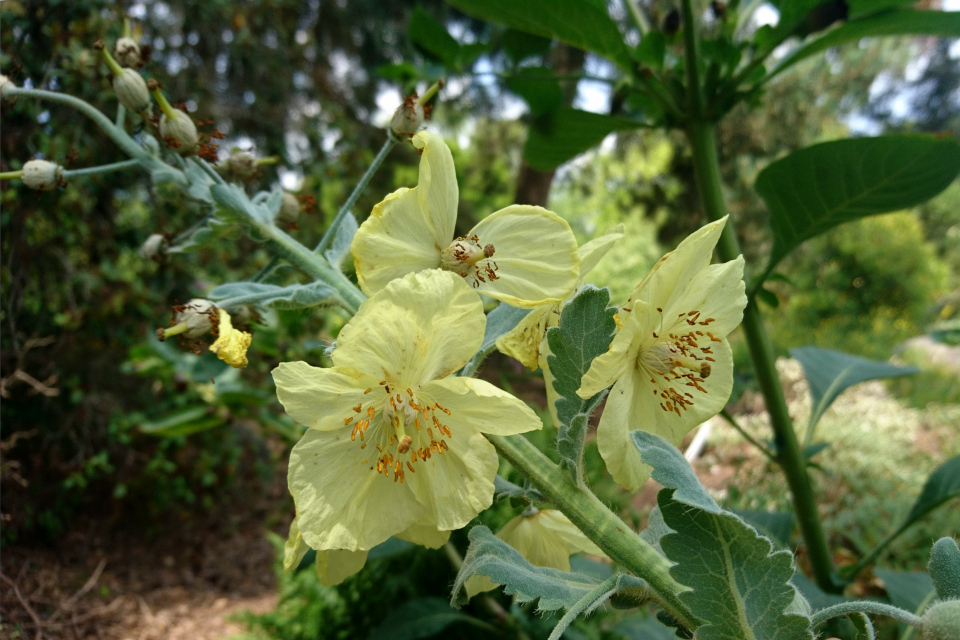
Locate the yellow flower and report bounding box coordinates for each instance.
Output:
[283,518,369,586]
[351,131,580,309]
[465,509,604,598]
[576,218,746,492]
[209,309,252,369]
[274,270,542,553]
[496,225,623,427]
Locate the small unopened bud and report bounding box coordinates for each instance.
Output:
[158,298,217,341]
[219,150,258,181]
[139,234,168,259]
[114,69,151,113]
[114,37,143,68]
[21,160,64,191]
[150,82,200,155]
[390,96,425,139]
[277,192,302,225]
[0,74,15,104]
[921,600,960,640]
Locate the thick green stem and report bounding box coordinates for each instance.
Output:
[680,0,704,118]
[486,434,698,632]
[685,121,838,593]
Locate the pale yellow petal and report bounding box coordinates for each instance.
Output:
[495,304,553,370]
[412,131,458,243]
[404,426,499,532]
[396,519,452,549]
[497,512,572,571]
[283,518,311,573]
[333,270,485,385]
[351,186,445,295]
[535,510,604,557]
[663,257,746,338]
[210,309,252,369]
[578,225,624,277]
[421,376,543,436]
[464,574,499,599]
[289,428,425,551]
[469,205,580,308]
[576,300,650,399]
[595,371,653,492]
[273,362,377,431]
[541,335,560,429]
[315,549,369,586]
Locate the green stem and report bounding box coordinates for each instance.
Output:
[486,434,698,632]
[6,87,153,164]
[252,256,281,283]
[810,601,923,629]
[0,170,23,180]
[63,159,141,178]
[623,0,651,34]
[116,103,126,128]
[841,521,912,581]
[685,120,838,593]
[719,409,776,461]
[680,0,704,118]
[314,134,397,254]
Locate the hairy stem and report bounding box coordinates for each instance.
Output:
[810,601,923,628]
[685,120,838,593]
[487,433,698,632]
[62,159,142,178]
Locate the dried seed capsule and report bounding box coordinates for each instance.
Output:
[21,160,64,191]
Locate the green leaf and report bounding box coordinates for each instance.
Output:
[501,29,552,63]
[756,135,960,269]
[524,108,642,171]
[874,569,935,615]
[929,537,960,600]
[756,287,779,308]
[546,286,618,484]
[630,431,720,513]
[139,406,225,437]
[208,281,340,310]
[634,32,666,71]
[769,10,960,82]
[547,575,620,640]
[324,211,358,270]
[791,574,849,610]
[493,474,545,503]
[447,0,632,69]
[460,303,530,376]
[367,536,415,561]
[790,346,920,440]
[210,183,276,226]
[639,505,672,556]
[731,510,795,548]
[408,7,461,67]
[368,596,496,640]
[506,66,563,116]
[903,455,960,527]
[451,526,608,610]
[659,491,814,640]
[612,616,680,640]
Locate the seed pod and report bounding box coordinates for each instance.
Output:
[21,160,64,191]
[114,69,151,113]
[220,150,258,181]
[277,192,301,225]
[390,95,425,139]
[114,37,143,68]
[160,109,200,156]
[171,299,218,339]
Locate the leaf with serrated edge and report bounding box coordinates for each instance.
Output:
[208,281,339,309]
[546,286,617,484]
[756,135,960,270]
[659,491,813,640]
[630,431,720,513]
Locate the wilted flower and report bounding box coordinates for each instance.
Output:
[351,131,580,308]
[157,298,217,341]
[209,309,252,369]
[274,270,542,552]
[114,36,143,68]
[21,160,64,191]
[576,218,747,491]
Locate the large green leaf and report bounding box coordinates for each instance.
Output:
[612,616,680,640]
[731,510,795,548]
[756,135,960,269]
[659,492,813,640]
[407,7,461,66]
[768,10,960,82]
[506,66,563,117]
[524,108,642,171]
[546,286,618,484]
[790,346,920,443]
[630,431,720,513]
[368,597,496,640]
[208,281,339,310]
[451,526,644,611]
[460,303,530,376]
[903,455,960,526]
[874,569,935,615]
[139,405,225,437]
[447,0,632,68]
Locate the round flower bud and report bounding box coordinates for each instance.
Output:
[160,109,200,156]
[114,37,143,68]
[139,234,168,260]
[113,68,151,113]
[21,160,64,191]
[0,74,15,104]
[390,95,425,139]
[277,192,301,225]
[172,299,217,339]
[921,600,960,640]
[220,150,258,181]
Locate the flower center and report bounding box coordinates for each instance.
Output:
[637,307,721,417]
[341,380,455,483]
[440,235,499,287]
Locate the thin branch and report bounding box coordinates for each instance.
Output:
[720,409,776,461]
[1,571,43,640]
[810,601,923,629]
[62,159,141,179]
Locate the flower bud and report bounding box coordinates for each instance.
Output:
[21,160,64,191]
[157,299,217,341]
[160,109,200,156]
[921,600,960,640]
[390,96,425,139]
[219,150,258,181]
[277,192,301,225]
[0,74,15,104]
[113,68,151,113]
[114,37,143,69]
[139,234,168,260]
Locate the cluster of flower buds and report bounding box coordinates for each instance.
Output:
[148,79,200,155]
[94,39,151,114]
[21,160,65,191]
[389,79,444,140]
